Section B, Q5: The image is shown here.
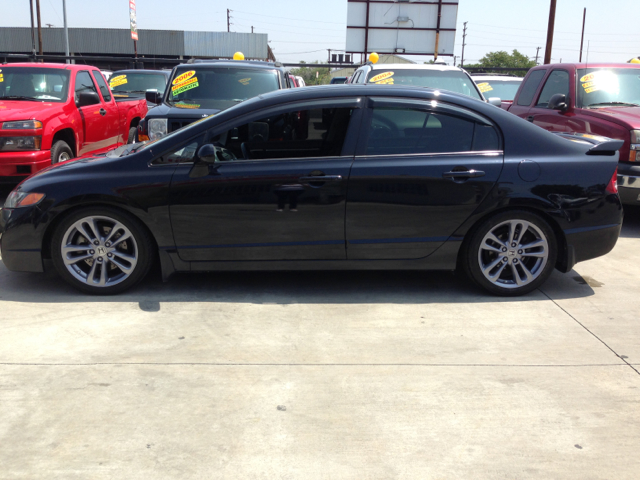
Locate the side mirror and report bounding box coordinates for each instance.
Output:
[145,90,162,105]
[548,93,569,112]
[76,91,100,107]
[197,144,218,163]
[487,97,502,107]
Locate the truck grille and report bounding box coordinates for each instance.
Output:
[169,119,198,132]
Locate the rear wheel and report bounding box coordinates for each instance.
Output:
[51,207,155,294]
[51,140,73,165]
[464,210,557,296]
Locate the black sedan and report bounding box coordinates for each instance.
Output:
[0,85,623,296]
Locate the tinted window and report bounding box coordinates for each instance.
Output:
[109,72,168,95]
[168,67,280,110]
[92,71,111,102]
[366,69,482,100]
[152,138,202,165]
[536,70,569,107]
[474,79,522,101]
[0,67,70,102]
[517,70,546,106]
[366,107,499,155]
[208,107,354,161]
[75,71,98,103]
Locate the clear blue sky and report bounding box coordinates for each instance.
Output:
[2,0,638,64]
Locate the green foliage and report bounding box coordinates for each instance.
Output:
[289,61,332,85]
[464,49,537,77]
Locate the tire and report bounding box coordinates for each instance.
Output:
[51,140,73,165]
[463,210,558,296]
[51,207,156,295]
[127,126,138,144]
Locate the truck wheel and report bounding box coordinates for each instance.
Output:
[462,210,557,296]
[51,140,73,165]
[51,206,156,295]
[127,127,138,144]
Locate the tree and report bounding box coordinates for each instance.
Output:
[289,61,332,85]
[463,49,536,76]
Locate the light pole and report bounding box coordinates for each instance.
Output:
[62,0,70,63]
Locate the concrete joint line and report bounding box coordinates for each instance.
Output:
[539,288,640,377]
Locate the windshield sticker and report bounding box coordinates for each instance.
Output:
[172,70,196,86]
[171,77,199,95]
[477,82,493,93]
[175,102,201,109]
[369,71,394,83]
[238,77,251,85]
[109,75,127,88]
[580,71,619,94]
[172,79,199,95]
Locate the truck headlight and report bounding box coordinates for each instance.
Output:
[148,118,168,140]
[631,130,640,162]
[0,136,42,151]
[2,120,43,130]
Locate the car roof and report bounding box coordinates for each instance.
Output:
[113,69,170,76]
[1,62,92,70]
[472,75,523,81]
[178,60,284,71]
[532,62,640,70]
[367,63,462,72]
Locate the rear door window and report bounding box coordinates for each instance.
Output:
[517,70,547,106]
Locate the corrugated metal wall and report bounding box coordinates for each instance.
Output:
[183,32,268,59]
[0,28,266,59]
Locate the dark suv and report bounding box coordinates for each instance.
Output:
[138,60,291,141]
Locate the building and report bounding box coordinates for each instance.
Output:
[0,27,272,70]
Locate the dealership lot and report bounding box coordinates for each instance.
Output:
[0,178,638,478]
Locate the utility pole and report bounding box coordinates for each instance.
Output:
[62,0,70,63]
[579,8,587,62]
[460,21,467,67]
[35,0,43,56]
[544,0,557,64]
[535,46,541,65]
[251,26,254,33]
[454,55,459,66]
[29,0,37,58]
[227,9,232,33]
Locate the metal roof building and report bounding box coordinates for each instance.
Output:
[0,27,270,69]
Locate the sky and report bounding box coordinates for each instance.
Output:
[2,0,639,65]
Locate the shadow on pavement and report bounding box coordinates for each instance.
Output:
[620,205,640,239]
[0,261,594,306]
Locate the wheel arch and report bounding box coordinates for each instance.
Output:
[51,128,77,157]
[455,205,568,272]
[41,201,159,261]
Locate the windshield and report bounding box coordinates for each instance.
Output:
[0,67,70,102]
[109,72,168,95]
[167,67,280,110]
[474,79,522,101]
[366,69,482,100]
[577,68,640,108]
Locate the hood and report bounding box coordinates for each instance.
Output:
[581,106,640,130]
[0,100,69,124]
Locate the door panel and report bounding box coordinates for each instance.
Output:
[170,158,352,261]
[75,71,118,155]
[528,69,573,133]
[346,100,504,260]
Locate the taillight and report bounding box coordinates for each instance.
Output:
[606,167,618,194]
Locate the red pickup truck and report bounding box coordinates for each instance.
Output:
[508,62,640,204]
[0,63,147,180]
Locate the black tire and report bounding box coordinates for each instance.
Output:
[51,140,74,165]
[51,206,156,295]
[462,210,558,296]
[127,126,138,144]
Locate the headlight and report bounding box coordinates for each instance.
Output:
[0,136,42,152]
[631,130,640,162]
[4,191,46,209]
[148,118,168,140]
[2,120,43,130]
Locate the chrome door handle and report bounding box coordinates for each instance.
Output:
[299,175,343,182]
[99,108,107,116]
[442,170,485,179]
[526,115,535,122]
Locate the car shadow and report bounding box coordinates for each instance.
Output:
[0,262,594,306]
[619,205,640,239]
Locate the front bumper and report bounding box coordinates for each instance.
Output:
[0,206,45,273]
[618,162,640,205]
[0,150,52,178]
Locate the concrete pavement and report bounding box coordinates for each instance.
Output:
[0,198,639,478]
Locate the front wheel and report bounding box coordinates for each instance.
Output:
[51,207,155,294]
[127,126,138,144]
[51,140,73,165]
[463,210,558,296]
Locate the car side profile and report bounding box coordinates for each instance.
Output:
[0,85,623,296]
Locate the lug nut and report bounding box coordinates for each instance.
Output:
[107,253,113,258]
[503,257,508,262]
[89,250,95,255]
[513,258,518,264]
[502,247,507,252]
[518,250,523,254]
[94,240,99,245]
[97,257,103,262]
[511,242,517,248]
[105,242,111,247]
